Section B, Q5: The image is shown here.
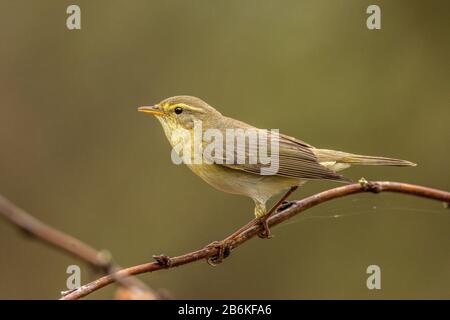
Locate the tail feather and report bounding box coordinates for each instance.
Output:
[314,149,417,167]
[341,154,417,166]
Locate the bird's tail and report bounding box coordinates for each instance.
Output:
[313,148,417,167]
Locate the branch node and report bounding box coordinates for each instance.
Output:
[359,177,381,193]
[153,254,172,268]
[206,241,231,266]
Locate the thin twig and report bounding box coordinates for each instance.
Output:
[61,181,450,300]
[0,194,158,299]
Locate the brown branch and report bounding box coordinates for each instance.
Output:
[0,194,158,299]
[61,181,450,300]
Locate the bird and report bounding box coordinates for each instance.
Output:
[138,95,416,240]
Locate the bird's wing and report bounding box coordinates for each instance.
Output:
[206,119,349,182]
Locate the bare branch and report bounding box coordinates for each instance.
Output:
[0,194,158,299]
[60,181,450,300]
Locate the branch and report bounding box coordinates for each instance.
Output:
[0,194,158,299]
[61,181,450,300]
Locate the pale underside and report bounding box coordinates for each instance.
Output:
[187,160,350,218]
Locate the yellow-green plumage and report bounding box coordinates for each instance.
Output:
[139,95,416,219]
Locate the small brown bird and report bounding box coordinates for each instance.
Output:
[139,96,416,239]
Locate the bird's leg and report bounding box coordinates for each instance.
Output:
[205,186,299,264]
[258,186,298,239]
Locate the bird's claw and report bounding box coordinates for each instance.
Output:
[257,218,273,239]
[206,240,231,266]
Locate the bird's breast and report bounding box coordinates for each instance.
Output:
[186,163,300,203]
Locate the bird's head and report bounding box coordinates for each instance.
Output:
[138,96,222,136]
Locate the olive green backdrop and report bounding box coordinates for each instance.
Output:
[0,0,449,299]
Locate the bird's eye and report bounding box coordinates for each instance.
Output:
[174,107,183,114]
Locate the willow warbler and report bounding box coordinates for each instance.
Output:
[138,96,416,237]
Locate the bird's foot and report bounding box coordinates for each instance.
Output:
[205,240,231,266]
[257,217,273,239]
[276,200,296,213]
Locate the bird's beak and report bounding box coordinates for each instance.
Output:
[137,105,165,116]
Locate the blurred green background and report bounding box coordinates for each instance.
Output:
[0,0,449,299]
